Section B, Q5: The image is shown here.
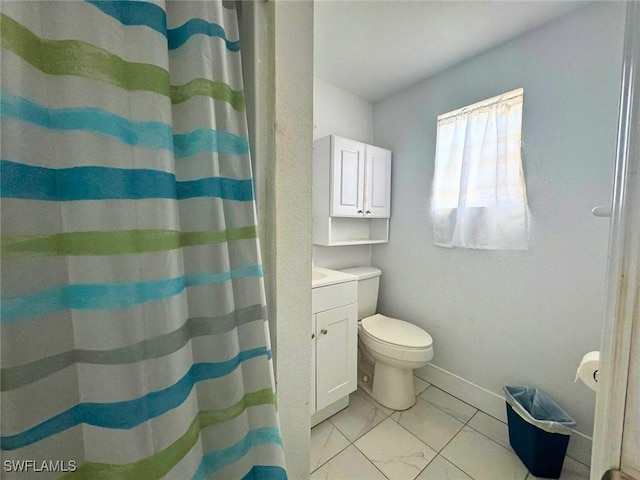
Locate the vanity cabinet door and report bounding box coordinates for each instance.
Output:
[315,303,358,411]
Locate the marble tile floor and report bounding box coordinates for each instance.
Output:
[310,376,590,480]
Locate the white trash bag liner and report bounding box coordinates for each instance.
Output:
[504,386,576,434]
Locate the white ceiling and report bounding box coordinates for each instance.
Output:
[314,1,585,103]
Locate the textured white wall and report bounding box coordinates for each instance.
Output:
[264,2,314,478]
[313,76,374,143]
[371,3,624,440]
[240,2,314,477]
[313,77,374,270]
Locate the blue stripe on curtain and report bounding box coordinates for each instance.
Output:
[0,347,272,450]
[0,160,254,201]
[1,92,174,150]
[85,1,241,51]
[192,429,284,480]
[1,265,263,323]
[173,129,249,158]
[168,18,241,51]
[84,1,167,36]
[241,466,289,480]
[1,93,249,155]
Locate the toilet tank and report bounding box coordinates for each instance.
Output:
[340,267,382,319]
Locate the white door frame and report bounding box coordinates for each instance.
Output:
[591,2,640,479]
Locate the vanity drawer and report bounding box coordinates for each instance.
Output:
[312,280,357,313]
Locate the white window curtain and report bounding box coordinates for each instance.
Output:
[432,88,529,250]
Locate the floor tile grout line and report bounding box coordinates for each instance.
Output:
[309,440,350,475]
[422,383,476,409]
[416,377,591,472]
[439,425,530,480]
[388,393,470,455]
[430,421,476,480]
[309,420,351,475]
[314,379,587,479]
[330,391,393,442]
[380,409,453,480]
[464,408,587,477]
[464,419,516,454]
[350,441,392,480]
[329,411,385,444]
[350,426,486,479]
[417,397,478,425]
[386,411,444,456]
[463,406,589,476]
[353,437,434,480]
[415,377,591,472]
[395,399,491,480]
[355,387,395,417]
[351,410,440,480]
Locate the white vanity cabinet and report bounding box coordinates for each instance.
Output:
[313,135,391,245]
[311,272,358,426]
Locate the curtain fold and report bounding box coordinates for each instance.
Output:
[432,88,529,250]
[0,1,286,479]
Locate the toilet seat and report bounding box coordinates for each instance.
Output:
[361,314,432,349]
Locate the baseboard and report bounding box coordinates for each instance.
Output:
[414,363,593,466]
[414,363,508,422]
[566,429,593,467]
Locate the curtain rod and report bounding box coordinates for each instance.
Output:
[437,88,523,122]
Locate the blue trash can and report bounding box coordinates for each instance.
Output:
[504,386,576,479]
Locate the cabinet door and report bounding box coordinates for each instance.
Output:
[365,145,392,218]
[311,314,316,414]
[330,136,365,217]
[316,303,358,411]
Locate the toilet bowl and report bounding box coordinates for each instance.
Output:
[339,267,434,411]
[359,314,433,410]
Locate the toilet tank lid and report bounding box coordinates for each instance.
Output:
[340,267,381,280]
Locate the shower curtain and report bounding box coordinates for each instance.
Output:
[0,2,286,479]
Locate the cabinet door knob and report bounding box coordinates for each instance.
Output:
[366,210,372,214]
[357,209,363,214]
[311,333,315,339]
[321,328,328,335]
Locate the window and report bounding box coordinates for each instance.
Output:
[432,88,529,250]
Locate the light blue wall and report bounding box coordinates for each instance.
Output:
[313,77,374,270]
[372,2,624,441]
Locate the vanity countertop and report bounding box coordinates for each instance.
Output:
[312,267,357,288]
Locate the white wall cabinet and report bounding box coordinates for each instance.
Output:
[311,279,358,425]
[314,135,391,245]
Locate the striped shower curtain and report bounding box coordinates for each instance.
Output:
[0,1,286,479]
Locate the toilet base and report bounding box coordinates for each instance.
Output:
[372,362,416,411]
[358,341,418,411]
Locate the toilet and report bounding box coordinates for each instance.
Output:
[340,267,433,410]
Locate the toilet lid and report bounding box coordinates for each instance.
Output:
[361,314,433,349]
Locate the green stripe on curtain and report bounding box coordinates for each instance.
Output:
[61,389,276,480]
[0,14,171,97]
[171,78,245,111]
[1,226,258,259]
[1,14,245,109]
